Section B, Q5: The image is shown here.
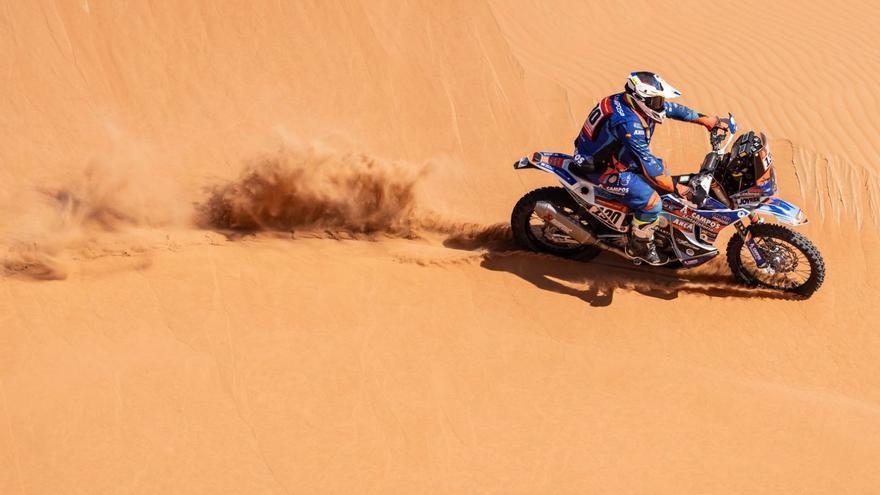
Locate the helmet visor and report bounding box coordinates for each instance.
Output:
[644,95,665,112]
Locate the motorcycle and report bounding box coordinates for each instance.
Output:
[510,115,825,297]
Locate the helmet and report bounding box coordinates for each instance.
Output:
[624,71,681,123]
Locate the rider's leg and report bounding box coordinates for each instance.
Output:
[592,171,664,263]
[625,184,664,263]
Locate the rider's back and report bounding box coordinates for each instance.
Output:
[574,92,655,175]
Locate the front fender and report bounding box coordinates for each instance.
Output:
[752,198,808,226]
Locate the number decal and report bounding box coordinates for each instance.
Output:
[587,204,627,231]
[581,97,613,140]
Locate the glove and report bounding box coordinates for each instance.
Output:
[675,182,693,200]
[713,116,732,131]
[696,115,730,131]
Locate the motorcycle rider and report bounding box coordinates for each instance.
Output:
[573,71,729,264]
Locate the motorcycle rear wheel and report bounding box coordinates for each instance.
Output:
[726,223,825,297]
[510,186,602,261]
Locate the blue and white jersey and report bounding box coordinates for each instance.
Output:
[574,92,700,189]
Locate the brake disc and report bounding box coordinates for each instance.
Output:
[765,240,798,273]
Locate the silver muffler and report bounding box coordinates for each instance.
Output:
[533,201,633,260]
[533,201,599,245]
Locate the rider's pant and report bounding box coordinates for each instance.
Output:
[586,170,662,223]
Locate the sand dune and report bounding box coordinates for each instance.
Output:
[1,1,879,493]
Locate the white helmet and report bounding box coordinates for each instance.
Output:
[624,71,681,122]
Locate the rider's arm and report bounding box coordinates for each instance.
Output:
[665,101,724,130]
[613,121,675,193]
[664,101,700,122]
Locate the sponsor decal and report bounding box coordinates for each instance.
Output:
[667,206,724,232]
[607,175,618,184]
[548,156,567,168]
[671,217,693,231]
[602,185,629,195]
[699,230,716,243]
[747,241,766,266]
[710,214,735,225]
[735,197,762,205]
[738,190,763,197]
[689,213,721,231]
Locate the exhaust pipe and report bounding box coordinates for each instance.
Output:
[533,201,598,245]
[533,201,632,259]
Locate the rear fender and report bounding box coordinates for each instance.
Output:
[752,198,808,226]
[512,154,578,186]
[513,156,539,170]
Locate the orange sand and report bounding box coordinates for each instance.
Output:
[1,1,879,493]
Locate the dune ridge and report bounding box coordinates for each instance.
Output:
[791,144,880,228]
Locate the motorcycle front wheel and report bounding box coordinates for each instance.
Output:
[726,223,825,297]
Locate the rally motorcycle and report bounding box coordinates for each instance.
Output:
[510,116,825,297]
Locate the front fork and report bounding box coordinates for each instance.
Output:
[735,213,768,268]
[711,181,769,268]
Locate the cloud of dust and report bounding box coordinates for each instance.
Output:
[1,142,187,280]
[197,145,423,235]
[2,139,514,280]
[195,143,512,248]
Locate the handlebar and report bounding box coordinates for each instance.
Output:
[689,113,737,207]
[709,113,737,152]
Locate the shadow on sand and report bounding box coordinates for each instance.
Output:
[441,224,797,306]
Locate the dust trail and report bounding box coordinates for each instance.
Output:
[197,145,425,237]
[421,216,514,251]
[196,144,515,247]
[1,144,186,280]
[0,142,512,280]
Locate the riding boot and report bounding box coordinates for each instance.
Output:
[626,217,662,264]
